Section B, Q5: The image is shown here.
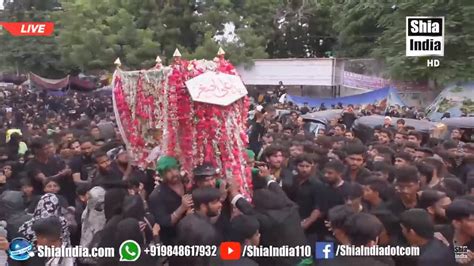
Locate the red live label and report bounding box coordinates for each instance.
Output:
[0,22,54,36]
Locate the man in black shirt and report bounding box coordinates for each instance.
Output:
[192,162,231,240]
[438,200,474,265]
[287,141,305,172]
[362,177,389,212]
[341,105,357,130]
[69,138,95,185]
[176,187,222,266]
[326,205,355,245]
[91,151,122,187]
[320,212,394,266]
[25,138,74,204]
[285,154,326,242]
[108,147,135,181]
[218,215,260,266]
[323,160,352,210]
[400,209,457,266]
[151,156,192,246]
[300,102,310,115]
[418,190,451,225]
[262,145,292,187]
[343,144,371,184]
[228,168,307,266]
[387,166,420,217]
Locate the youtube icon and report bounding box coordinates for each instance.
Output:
[220,242,241,260]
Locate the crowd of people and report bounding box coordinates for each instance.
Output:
[0,86,472,266]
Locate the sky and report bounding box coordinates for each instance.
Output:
[0,0,4,10]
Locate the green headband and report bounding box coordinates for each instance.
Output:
[246,149,255,160]
[156,156,180,175]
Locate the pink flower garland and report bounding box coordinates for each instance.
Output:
[114,57,251,199]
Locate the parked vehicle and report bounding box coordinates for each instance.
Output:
[440,117,474,142]
[301,110,342,135]
[352,115,446,144]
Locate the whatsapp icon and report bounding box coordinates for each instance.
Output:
[119,240,141,262]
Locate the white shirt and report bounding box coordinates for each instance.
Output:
[279,93,287,104]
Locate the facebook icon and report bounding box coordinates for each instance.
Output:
[315,242,334,259]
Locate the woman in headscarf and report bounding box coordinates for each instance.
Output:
[111,218,156,266]
[97,188,127,266]
[122,195,155,246]
[18,193,71,246]
[0,191,31,240]
[104,188,127,222]
[81,186,106,246]
[80,186,106,265]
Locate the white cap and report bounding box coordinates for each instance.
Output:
[384,116,392,121]
[256,105,264,112]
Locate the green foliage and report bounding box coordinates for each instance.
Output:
[371,1,474,85]
[58,0,160,71]
[268,0,335,58]
[330,1,389,58]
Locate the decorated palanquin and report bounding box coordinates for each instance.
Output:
[112,50,252,198]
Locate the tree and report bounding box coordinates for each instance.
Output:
[58,0,268,71]
[330,1,390,58]
[185,0,268,65]
[58,0,160,72]
[268,0,336,58]
[372,1,474,85]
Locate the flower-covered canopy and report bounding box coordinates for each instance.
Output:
[112,55,252,198]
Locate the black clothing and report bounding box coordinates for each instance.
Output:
[235,181,307,266]
[341,111,357,129]
[418,239,457,266]
[72,198,86,246]
[150,184,183,245]
[300,106,310,114]
[386,195,419,217]
[213,199,232,241]
[91,169,123,188]
[248,121,265,155]
[109,162,148,185]
[343,167,372,184]
[176,212,220,244]
[175,212,220,266]
[325,181,352,210]
[365,201,389,212]
[25,156,76,205]
[285,176,327,234]
[0,177,20,194]
[69,155,95,181]
[25,157,65,194]
[436,224,474,251]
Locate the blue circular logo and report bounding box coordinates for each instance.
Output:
[7,237,33,261]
